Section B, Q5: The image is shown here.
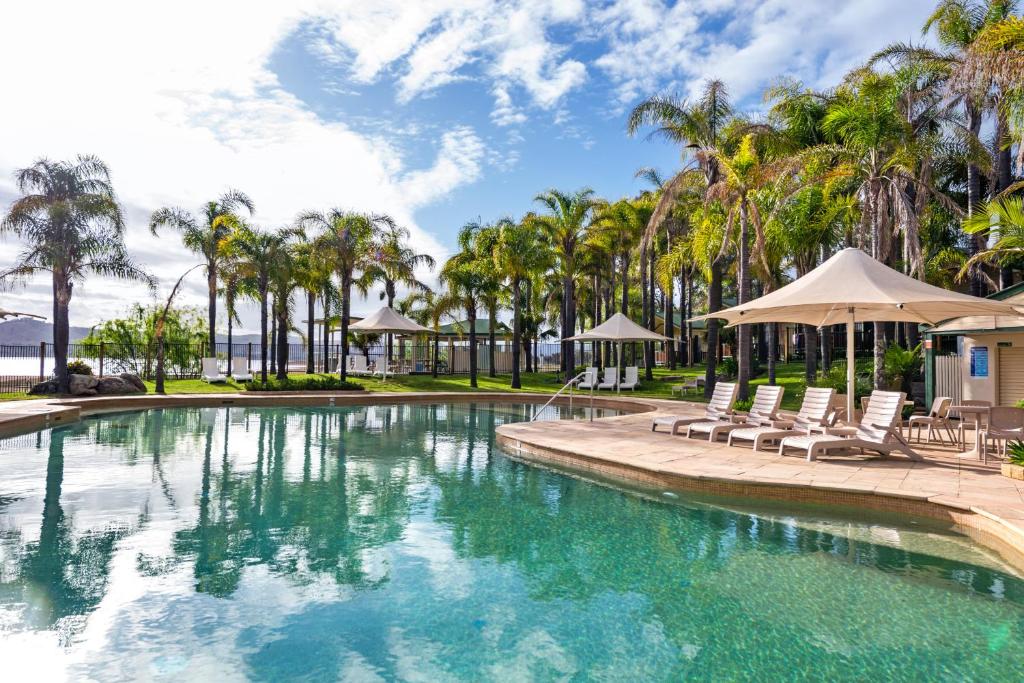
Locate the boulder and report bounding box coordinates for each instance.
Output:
[28,379,59,395]
[68,373,99,396]
[96,376,140,395]
[119,373,147,393]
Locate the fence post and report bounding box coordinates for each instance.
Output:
[99,341,105,377]
[39,341,45,382]
[248,342,253,372]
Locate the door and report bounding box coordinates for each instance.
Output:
[998,347,1024,406]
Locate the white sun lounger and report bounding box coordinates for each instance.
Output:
[727,387,836,450]
[230,357,253,381]
[651,382,738,434]
[686,384,784,441]
[777,390,921,462]
[597,367,618,390]
[577,367,598,390]
[619,366,640,391]
[348,356,370,376]
[201,357,227,383]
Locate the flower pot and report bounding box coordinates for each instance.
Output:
[1001,463,1024,480]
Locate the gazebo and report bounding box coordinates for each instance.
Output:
[568,312,670,393]
[694,247,1023,420]
[348,306,432,379]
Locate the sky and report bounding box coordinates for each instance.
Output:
[0,0,937,331]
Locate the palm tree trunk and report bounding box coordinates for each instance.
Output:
[665,271,676,370]
[704,261,722,397]
[966,100,986,297]
[684,267,693,366]
[593,274,602,369]
[321,294,330,373]
[275,303,288,380]
[768,323,777,385]
[511,278,522,389]
[645,243,655,380]
[306,291,315,374]
[207,264,218,358]
[804,325,818,384]
[53,272,72,394]
[269,301,277,376]
[387,287,395,363]
[226,294,234,377]
[869,179,885,388]
[468,303,478,388]
[340,272,351,381]
[259,282,269,383]
[737,200,752,401]
[564,273,576,372]
[488,304,496,378]
[432,332,439,379]
[525,278,534,373]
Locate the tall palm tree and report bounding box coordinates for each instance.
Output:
[359,223,435,362]
[150,189,254,356]
[1,155,152,393]
[293,238,333,374]
[404,289,455,378]
[533,188,597,373]
[495,216,548,388]
[628,79,734,396]
[300,210,389,380]
[441,223,492,387]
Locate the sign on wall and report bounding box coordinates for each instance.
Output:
[970,346,989,377]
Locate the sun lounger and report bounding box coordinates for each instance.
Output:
[230,357,252,382]
[651,382,738,434]
[777,390,921,462]
[577,367,598,390]
[686,384,784,441]
[727,387,836,450]
[619,366,640,391]
[597,367,618,390]
[201,357,227,383]
[348,356,370,376]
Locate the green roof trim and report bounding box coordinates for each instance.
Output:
[988,281,1024,301]
[437,319,512,336]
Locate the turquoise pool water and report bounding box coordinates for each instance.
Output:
[0,403,1023,681]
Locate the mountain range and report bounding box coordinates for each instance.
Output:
[0,319,297,345]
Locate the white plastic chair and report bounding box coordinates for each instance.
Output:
[230,357,252,381]
[201,358,227,383]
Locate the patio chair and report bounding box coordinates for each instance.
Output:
[577,367,598,390]
[230,357,253,382]
[671,376,704,397]
[777,390,921,462]
[201,358,227,383]
[651,382,738,435]
[955,399,991,450]
[619,366,640,391]
[727,387,836,450]
[597,367,618,390]
[687,384,784,441]
[349,356,370,376]
[980,406,1024,464]
[906,396,955,445]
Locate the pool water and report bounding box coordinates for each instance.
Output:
[1,403,1023,681]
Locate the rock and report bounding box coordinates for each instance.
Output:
[118,373,146,393]
[28,379,59,395]
[68,373,99,396]
[96,377,131,395]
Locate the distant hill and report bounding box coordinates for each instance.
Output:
[0,319,91,345]
[0,319,303,346]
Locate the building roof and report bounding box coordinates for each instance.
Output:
[437,319,512,337]
[927,285,1024,335]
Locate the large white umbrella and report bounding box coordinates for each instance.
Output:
[348,306,432,379]
[567,312,670,393]
[693,247,1023,420]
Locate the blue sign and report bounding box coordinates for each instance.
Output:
[970,346,989,378]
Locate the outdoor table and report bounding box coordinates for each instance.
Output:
[950,404,990,460]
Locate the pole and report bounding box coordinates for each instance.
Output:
[847,310,856,424]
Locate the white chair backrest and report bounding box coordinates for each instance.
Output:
[858,390,906,443]
[231,357,249,374]
[706,382,737,417]
[585,367,597,384]
[625,366,638,383]
[794,387,836,427]
[748,385,784,422]
[202,358,220,376]
[930,396,952,418]
[603,367,617,384]
[351,356,367,372]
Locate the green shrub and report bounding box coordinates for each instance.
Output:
[66,359,93,376]
[814,364,872,399]
[733,398,754,412]
[718,356,738,379]
[1007,440,1024,466]
[883,343,922,392]
[244,376,364,392]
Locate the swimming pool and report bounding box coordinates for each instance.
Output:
[0,403,1022,680]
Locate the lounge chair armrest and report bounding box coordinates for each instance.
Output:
[824,426,858,437]
[769,419,795,429]
[729,412,748,423]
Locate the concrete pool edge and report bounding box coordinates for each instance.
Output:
[4,390,1024,571]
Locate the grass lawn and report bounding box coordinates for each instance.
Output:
[1,363,821,410]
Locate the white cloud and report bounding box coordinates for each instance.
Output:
[0,0,473,326]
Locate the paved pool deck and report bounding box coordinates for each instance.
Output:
[3,391,1024,568]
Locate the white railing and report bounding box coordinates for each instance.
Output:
[532,370,595,422]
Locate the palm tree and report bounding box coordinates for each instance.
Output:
[360,223,435,362]
[404,289,455,378]
[495,217,548,388]
[293,238,333,374]
[628,79,734,396]
[300,210,389,380]
[533,188,597,373]
[440,224,492,387]
[222,225,293,382]
[0,155,152,393]
[150,189,254,356]
[961,195,1024,277]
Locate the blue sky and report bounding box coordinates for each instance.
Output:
[0,0,936,327]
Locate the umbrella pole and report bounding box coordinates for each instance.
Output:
[846,316,855,424]
[617,342,621,394]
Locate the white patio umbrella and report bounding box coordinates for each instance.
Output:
[567,312,670,393]
[692,247,1024,420]
[348,306,432,379]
